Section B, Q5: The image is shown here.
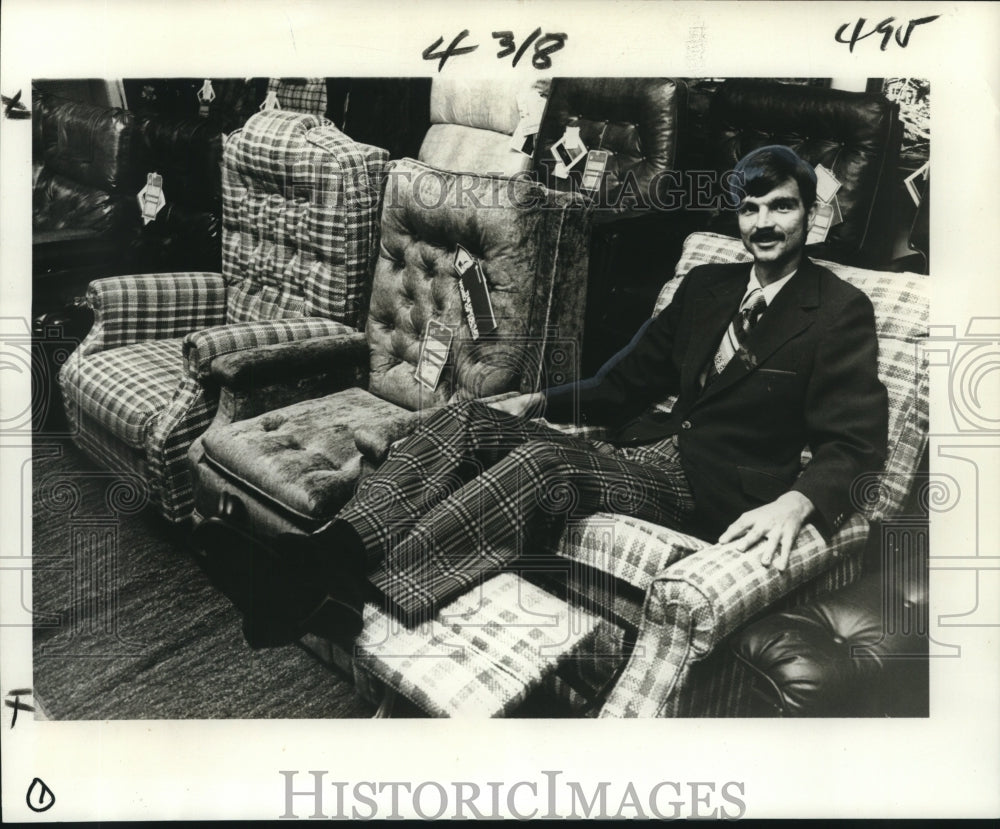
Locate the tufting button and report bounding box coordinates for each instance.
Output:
[831,635,845,646]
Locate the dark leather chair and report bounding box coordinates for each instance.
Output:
[706,79,902,269]
[532,78,691,374]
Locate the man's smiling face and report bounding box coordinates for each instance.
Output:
[737,177,817,276]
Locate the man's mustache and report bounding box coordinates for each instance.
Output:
[750,230,785,244]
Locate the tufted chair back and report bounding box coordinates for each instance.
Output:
[417,78,540,178]
[264,78,330,118]
[532,78,687,214]
[365,157,590,411]
[220,110,387,327]
[32,91,136,236]
[707,79,901,267]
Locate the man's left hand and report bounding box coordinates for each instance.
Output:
[718,491,815,572]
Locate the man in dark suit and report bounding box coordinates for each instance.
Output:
[243,145,888,644]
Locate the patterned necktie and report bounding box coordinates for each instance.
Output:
[707,287,767,382]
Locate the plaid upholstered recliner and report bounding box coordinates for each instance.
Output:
[349,231,928,718]
[187,157,590,541]
[59,110,388,522]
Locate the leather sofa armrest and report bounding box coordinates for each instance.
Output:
[208,331,369,391]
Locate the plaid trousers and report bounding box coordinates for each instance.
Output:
[339,399,695,625]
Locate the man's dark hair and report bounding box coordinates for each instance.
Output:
[727,145,818,210]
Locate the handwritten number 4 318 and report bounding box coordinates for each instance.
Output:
[423,29,567,71]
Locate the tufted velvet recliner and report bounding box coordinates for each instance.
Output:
[531,78,691,375]
[188,157,590,541]
[59,110,387,522]
[706,79,902,268]
[347,232,928,718]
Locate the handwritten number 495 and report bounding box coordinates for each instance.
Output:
[423,29,567,71]
[835,15,939,52]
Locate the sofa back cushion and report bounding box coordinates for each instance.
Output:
[659,232,928,520]
[366,158,589,411]
[533,78,686,213]
[221,110,388,326]
[265,78,329,118]
[418,78,536,177]
[708,79,901,267]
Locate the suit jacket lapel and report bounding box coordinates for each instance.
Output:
[680,265,749,397]
[696,258,821,402]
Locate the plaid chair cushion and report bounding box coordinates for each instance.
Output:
[221,110,387,327]
[63,338,186,449]
[356,572,601,717]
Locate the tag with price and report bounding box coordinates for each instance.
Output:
[137,172,167,225]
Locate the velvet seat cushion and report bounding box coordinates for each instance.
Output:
[62,338,186,449]
[200,387,411,522]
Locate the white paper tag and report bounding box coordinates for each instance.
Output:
[551,125,588,173]
[414,319,455,391]
[137,172,167,225]
[260,90,281,111]
[814,164,841,203]
[510,88,546,154]
[806,198,837,245]
[579,149,610,191]
[197,79,216,118]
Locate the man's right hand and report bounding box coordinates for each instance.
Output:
[486,391,544,418]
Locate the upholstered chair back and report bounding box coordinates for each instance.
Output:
[533,77,687,213]
[264,78,330,119]
[660,233,928,520]
[32,91,135,235]
[220,110,387,327]
[418,78,537,177]
[365,157,589,411]
[708,79,901,267]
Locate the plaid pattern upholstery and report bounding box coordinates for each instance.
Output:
[266,78,328,118]
[221,109,387,327]
[75,272,227,356]
[396,230,927,718]
[60,110,386,522]
[61,338,185,448]
[356,572,602,717]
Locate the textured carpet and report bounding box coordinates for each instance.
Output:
[31,439,375,719]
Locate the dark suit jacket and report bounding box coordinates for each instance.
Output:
[543,258,889,540]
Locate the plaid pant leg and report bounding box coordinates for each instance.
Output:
[369,436,695,625]
[339,399,570,568]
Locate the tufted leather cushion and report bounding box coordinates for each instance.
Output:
[133,113,222,210]
[221,110,388,326]
[201,387,410,521]
[708,79,900,266]
[733,568,928,716]
[418,78,535,177]
[533,78,685,212]
[32,92,137,235]
[366,157,589,411]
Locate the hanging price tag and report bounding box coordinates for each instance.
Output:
[414,319,455,391]
[260,90,281,111]
[197,79,216,118]
[550,125,588,179]
[454,245,497,340]
[137,172,166,225]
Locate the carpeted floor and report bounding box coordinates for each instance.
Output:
[31,439,375,719]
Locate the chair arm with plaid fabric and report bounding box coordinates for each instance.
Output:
[183,317,357,379]
[598,513,871,717]
[79,271,226,356]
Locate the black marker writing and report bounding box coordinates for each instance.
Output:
[835,15,940,52]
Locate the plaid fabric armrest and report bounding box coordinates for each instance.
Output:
[183,317,356,379]
[80,272,226,355]
[599,513,871,717]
